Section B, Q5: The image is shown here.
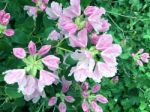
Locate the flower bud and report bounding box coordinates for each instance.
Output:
[92,84,101,93]
[13,48,26,59]
[28,41,37,55]
[48,97,57,106]
[38,45,51,56]
[64,96,75,103]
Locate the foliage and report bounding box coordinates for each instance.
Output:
[0,0,150,112]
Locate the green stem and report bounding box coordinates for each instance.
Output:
[57,47,73,53]
[106,10,149,21]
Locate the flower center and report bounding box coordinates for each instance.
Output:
[0,24,6,34]
[74,15,86,30]
[23,54,44,77]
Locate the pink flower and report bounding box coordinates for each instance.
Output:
[61,76,72,93]
[5,41,60,103]
[58,102,67,112]
[69,28,88,48]
[46,1,62,20]
[132,49,149,66]
[0,10,14,37]
[0,10,5,24]
[42,55,60,71]
[69,50,95,82]
[58,16,78,35]
[48,30,61,40]
[24,6,38,20]
[13,48,26,59]
[88,12,110,33]
[48,97,58,106]
[38,45,51,56]
[141,53,149,63]
[4,69,45,103]
[4,29,14,37]
[96,94,108,104]
[28,41,37,55]
[84,6,105,17]
[63,0,81,18]
[0,12,10,25]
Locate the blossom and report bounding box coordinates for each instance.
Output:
[4,41,60,102]
[63,0,81,18]
[24,0,49,20]
[84,6,105,17]
[58,16,78,35]
[81,82,108,112]
[24,6,38,20]
[47,30,61,40]
[88,10,110,33]
[132,49,149,66]
[46,1,62,20]
[69,44,121,82]
[69,50,95,82]
[0,10,14,37]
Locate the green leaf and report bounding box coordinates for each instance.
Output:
[5,84,23,99]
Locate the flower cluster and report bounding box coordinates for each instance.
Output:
[48,76,74,112]
[24,0,49,20]
[46,0,110,41]
[45,0,122,83]
[81,82,108,112]
[132,49,149,66]
[4,0,123,111]
[4,41,60,103]
[0,10,14,37]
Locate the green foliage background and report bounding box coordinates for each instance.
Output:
[0,0,150,112]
